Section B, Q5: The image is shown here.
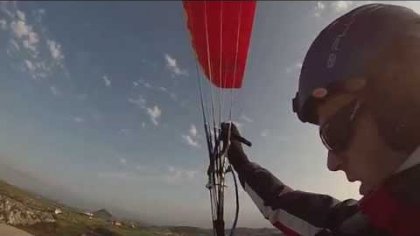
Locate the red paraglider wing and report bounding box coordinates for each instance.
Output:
[183,1,256,89]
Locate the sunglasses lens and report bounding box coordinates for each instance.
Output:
[320,100,359,152]
[320,118,350,151]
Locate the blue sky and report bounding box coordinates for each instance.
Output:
[0,1,419,228]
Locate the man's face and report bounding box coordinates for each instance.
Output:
[317,93,404,195]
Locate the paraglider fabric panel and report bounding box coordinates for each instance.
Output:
[183,1,256,89]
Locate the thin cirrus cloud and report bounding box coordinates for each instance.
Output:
[164,53,188,77]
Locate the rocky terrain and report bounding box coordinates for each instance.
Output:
[0,194,55,226]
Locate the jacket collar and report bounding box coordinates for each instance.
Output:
[359,146,420,236]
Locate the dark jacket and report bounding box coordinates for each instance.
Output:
[235,148,420,236]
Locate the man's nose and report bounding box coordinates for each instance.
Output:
[327,151,342,171]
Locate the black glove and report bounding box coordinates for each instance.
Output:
[220,122,250,170]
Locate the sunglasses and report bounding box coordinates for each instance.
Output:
[319,100,362,152]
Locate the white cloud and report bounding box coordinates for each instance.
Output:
[10,39,19,50]
[182,124,200,148]
[98,165,199,185]
[182,135,200,148]
[90,111,103,122]
[142,122,146,128]
[119,129,130,135]
[128,95,146,109]
[27,30,39,45]
[128,96,163,126]
[36,9,46,16]
[97,171,137,181]
[3,5,66,80]
[133,79,154,90]
[10,20,30,38]
[314,1,326,17]
[76,94,87,101]
[332,1,353,13]
[47,39,64,61]
[103,75,111,87]
[159,86,167,92]
[24,60,35,72]
[50,86,59,96]
[313,1,354,17]
[0,19,7,30]
[32,62,48,79]
[137,79,153,89]
[164,53,188,77]
[9,15,39,56]
[286,62,303,74]
[240,114,253,123]
[189,124,198,137]
[165,166,198,185]
[170,93,177,101]
[165,54,176,68]
[146,105,162,126]
[312,2,420,24]
[317,1,325,10]
[260,129,269,137]
[132,79,178,104]
[74,117,84,123]
[0,2,15,18]
[120,158,127,165]
[144,82,151,89]
[16,10,25,21]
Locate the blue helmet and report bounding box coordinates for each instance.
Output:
[293,4,420,125]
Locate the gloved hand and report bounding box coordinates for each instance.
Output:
[220,122,250,170]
